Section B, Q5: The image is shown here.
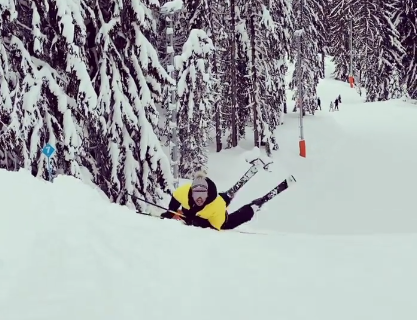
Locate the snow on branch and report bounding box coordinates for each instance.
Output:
[176,29,214,177]
[160,0,183,15]
[92,20,173,209]
[51,0,97,114]
[6,34,86,179]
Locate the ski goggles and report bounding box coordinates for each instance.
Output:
[192,186,208,202]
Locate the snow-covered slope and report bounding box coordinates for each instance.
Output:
[1,59,417,320]
[247,59,417,234]
[1,168,417,320]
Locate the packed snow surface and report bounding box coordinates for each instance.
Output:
[1,60,417,320]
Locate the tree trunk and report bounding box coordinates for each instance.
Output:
[209,7,222,152]
[248,3,259,147]
[230,0,238,147]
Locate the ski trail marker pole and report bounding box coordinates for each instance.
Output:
[42,143,56,182]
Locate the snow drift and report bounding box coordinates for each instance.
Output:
[1,164,417,320]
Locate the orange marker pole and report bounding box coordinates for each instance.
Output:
[299,139,306,157]
[349,76,354,88]
[299,99,306,158]
[295,22,306,158]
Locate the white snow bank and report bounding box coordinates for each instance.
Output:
[0,168,417,320]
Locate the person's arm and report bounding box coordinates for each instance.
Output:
[161,196,182,219]
[168,196,181,212]
[219,192,233,206]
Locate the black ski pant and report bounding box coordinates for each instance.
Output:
[190,204,255,230]
[221,205,255,229]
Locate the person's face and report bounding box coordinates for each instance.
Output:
[192,190,207,206]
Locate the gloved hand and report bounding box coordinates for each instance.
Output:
[160,211,174,219]
[161,210,184,221]
[182,215,194,225]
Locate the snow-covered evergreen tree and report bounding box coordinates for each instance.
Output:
[267,0,293,134]
[83,0,174,210]
[328,0,355,82]
[172,0,215,176]
[176,29,213,177]
[156,0,186,149]
[207,0,229,152]
[393,0,417,99]
[245,0,292,152]
[0,1,17,170]
[220,0,292,152]
[0,0,97,180]
[210,0,240,148]
[354,0,404,101]
[318,0,330,78]
[290,0,322,114]
[330,0,405,101]
[232,6,248,141]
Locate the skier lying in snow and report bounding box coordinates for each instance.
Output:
[161,172,260,230]
[161,171,295,230]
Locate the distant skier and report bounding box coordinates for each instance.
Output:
[329,101,334,112]
[161,171,295,230]
[316,97,321,110]
[334,98,339,111]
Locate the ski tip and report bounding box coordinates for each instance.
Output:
[263,161,273,172]
[287,175,296,185]
[247,158,263,169]
[247,157,274,172]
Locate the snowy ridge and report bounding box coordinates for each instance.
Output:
[1,165,417,319]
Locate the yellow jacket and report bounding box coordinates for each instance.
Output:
[173,183,227,230]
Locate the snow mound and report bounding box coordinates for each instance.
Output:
[1,167,417,320]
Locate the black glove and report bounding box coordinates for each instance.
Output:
[190,216,212,228]
[181,214,194,225]
[160,211,174,219]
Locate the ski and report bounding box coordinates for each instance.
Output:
[230,230,268,235]
[225,157,272,198]
[137,213,266,234]
[252,175,296,206]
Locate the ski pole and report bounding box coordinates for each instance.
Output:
[127,193,185,217]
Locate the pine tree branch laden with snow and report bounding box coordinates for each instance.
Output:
[206,0,230,152]
[176,29,213,178]
[357,1,404,102]
[126,0,175,129]
[0,2,17,169]
[290,0,322,114]
[263,0,293,130]
[0,0,174,213]
[6,35,83,179]
[242,0,292,153]
[328,3,347,80]
[393,0,417,99]
[88,0,174,211]
[330,0,405,101]
[0,0,95,180]
[234,16,251,139]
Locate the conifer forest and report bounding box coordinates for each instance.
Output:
[0,0,415,211]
